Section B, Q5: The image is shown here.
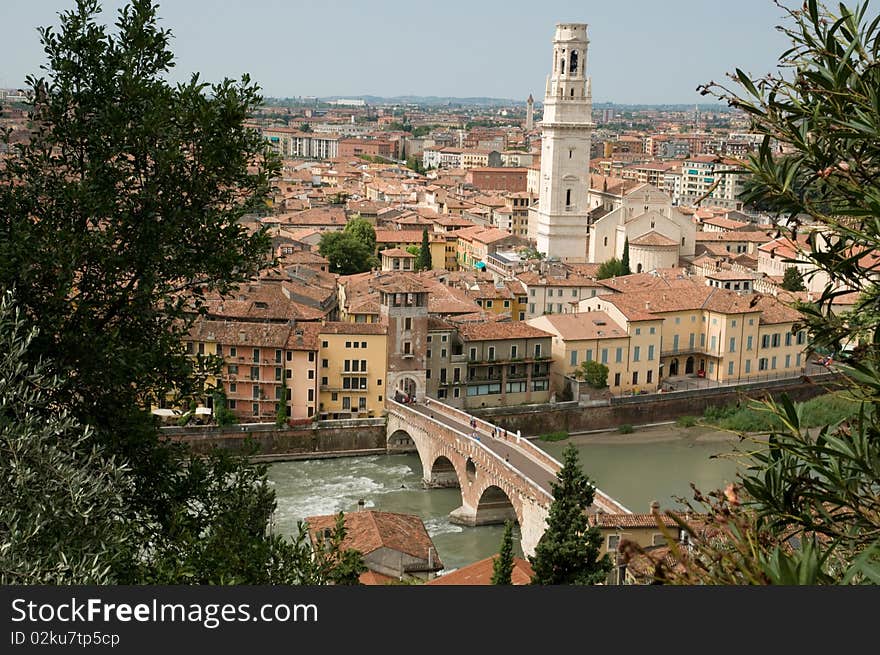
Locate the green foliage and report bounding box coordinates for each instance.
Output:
[0,1,358,585]
[700,393,860,433]
[781,266,806,292]
[212,389,238,427]
[418,228,433,271]
[538,431,569,442]
[660,1,880,584]
[597,258,629,279]
[318,230,378,275]
[491,521,516,585]
[579,360,609,389]
[529,444,610,585]
[621,237,631,275]
[617,424,634,434]
[675,415,698,428]
[405,155,426,175]
[275,376,288,428]
[0,291,133,584]
[299,122,312,132]
[302,512,367,585]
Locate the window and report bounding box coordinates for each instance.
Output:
[404,317,412,331]
[586,349,593,362]
[286,369,291,379]
[652,534,666,547]
[796,330,805,345]
[253,348,260,363]
[771,356,777,370]
[251,366,259,380]
[309,352,315,362]
[729,337,736,353]
[252,403,259,417]
[322,341,328,349]
[353,342,359,349]
[607,535,620,550]
[731,320,737,328]
[511,345,518,359]
[632,371,639,385]
[614,372,621,386]
[785,332,792,347]
[197,342,204,355]
[647,345,654,361]
[404,342,411,355]
[728,361,734,375]
[745,359,751,374]
[286,351,291,361]
[361,341,367,348]
[275,349,282,363]
[772,333,781,348]
[710,335,716,351]
[565,189,571,207]
[427,349,432,359]
[229,382,237,393]
[186,342,194,354]
[230,346,237,357]
[252,385,260,399]
[321,376,328,386]
[228,364,238,375]
[470,347,477,361]
[570,350,578,366]
[331,392,338,401]
[635,328,641,336]
[228,399,236,409]
[427,335,432,343]
[342,397,351,410]
[633,346,640,362]
[785,354,791,368]
[441,335,447,342]
[601,349,608,364]
[534,344,542,358]
[308,370,314,380]
[322,358,328,368]
[615,347,623,363]
[747,335,753,351]
[488,346,495,361]
[759,358,768,371]
[275,367,282,381]
[649,327,656,335]
[308,389,314,402]
[647,370,653,383]
[345,341,351,348]
[673,334,680,352]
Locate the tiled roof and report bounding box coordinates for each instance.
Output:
[590,512,684,529]
[305,511,442,568]
[426,556,534,585]
[458,322,552,342]
[630,231,679,247]
[528,312,628,341]
[319,321,387,336]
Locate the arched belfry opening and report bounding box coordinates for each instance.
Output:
[569,50,578,73]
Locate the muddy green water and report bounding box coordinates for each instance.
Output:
[267,423,745,572]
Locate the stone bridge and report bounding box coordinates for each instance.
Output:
[386,399,629,557]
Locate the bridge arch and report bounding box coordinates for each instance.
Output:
[428,455,459,488]
[465,458,477,483]
[473,485,518,526]
[387,428,416,452]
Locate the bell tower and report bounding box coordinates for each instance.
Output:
[528,23,593,262]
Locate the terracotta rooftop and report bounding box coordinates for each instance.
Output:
[319,321,388,336]
[457,322,552,342]
[305,511,442,569]
[528,312,628,341]
[426,556,534,585]
[630,231,679,248]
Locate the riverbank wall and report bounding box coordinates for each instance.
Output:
[161,418,387,462]
[472,375,841,437]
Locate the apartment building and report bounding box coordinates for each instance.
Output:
[317,323,388,420]
[579,285,807,385]
[527,311,662,394]
[425,322,553,409]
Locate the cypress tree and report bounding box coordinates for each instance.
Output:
[418,228,432,271]
[491,521,515,585]
[622,236,631,275]
[529,444,610,585]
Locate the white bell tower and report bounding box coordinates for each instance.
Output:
[529,23,593,262]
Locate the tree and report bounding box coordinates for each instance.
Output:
[780,266,806,292]
[0,291,132,584]
[529,444,610,585]
[491,521,516,585]
[275,375,288,428]
[621,237,632,275]
[344,217,377,253]
[319,231,378,275]
[0,0,354,584]
[299,122,312,132]
[652,0,880,585]
[579,360,609,389]
[418,228,433,271]
[597,258,629,279]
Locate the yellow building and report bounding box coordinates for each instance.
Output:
[374,229,446,270]
[317,322,388,419]
[527,311,663,395]
[579,285,806,386]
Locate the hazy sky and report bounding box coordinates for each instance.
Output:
[1,0,792,104]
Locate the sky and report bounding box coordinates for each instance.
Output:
[1,0,793,104]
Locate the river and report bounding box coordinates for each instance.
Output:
[266,423,746,572]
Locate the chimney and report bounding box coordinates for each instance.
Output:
[650,500,660,514]
[357,498,365,512]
